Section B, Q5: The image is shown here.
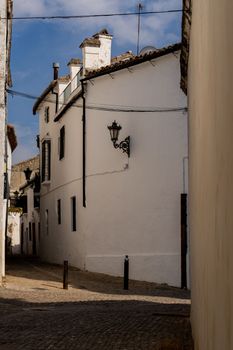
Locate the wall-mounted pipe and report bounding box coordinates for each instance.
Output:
[81,80,86,208]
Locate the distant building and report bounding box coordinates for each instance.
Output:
[4,124,17,255]
[8,155,40,256]
[34,30,188,287]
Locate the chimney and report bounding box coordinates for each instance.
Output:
[94,29,112,67]
[53,62,60,80]
[80,29,112,74]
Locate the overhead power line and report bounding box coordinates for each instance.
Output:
[2,9,185,21]
[7,88,187,113]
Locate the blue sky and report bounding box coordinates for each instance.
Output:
[8,0,182,164]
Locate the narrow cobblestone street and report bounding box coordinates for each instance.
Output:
[0,258,193,349]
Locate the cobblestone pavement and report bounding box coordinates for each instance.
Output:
[0,257,193,349]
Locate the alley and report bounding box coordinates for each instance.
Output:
[0,258,193,349]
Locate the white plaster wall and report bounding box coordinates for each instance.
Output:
[39,52,187,287]
[82,46,100,71]
[69,65,81,80]
[98,35,112,66]
[188,0,233,348]
[7,212,21,255]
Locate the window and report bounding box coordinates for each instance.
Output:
[42,139,51,182]
[71,196,76,231]
[57,199,61,225]
[45,209,49,235]
[59,126,65,160]
[44,106,50,123]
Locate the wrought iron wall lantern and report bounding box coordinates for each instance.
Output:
[24,167,32,181]
[107,121,130,157]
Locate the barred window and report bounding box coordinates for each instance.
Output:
[59,126,65,160]
[42,140,51,182]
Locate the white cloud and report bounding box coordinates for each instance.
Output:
[13,0,182,49]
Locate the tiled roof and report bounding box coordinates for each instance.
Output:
[79,38,100,48]
[33,80,57,115]
[93,28,112,38]
[7,124,17,152]
[82,43,181,81]
[180,0,192,95]
[111,51,134,64]
[79,28,112,48]
[67,58,82,66]
[58,75,70,82]
[33,75,71,114]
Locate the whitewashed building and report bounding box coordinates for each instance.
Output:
[8,155,40,256]
[33,30,188,287]
[4,124,17,254]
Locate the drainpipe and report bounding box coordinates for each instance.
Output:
[52,63,59,113]
[81,80,86,208]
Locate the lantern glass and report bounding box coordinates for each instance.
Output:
[108,121,122,142]
[24,167,32,181]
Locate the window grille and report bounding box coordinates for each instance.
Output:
[42,140,51,182]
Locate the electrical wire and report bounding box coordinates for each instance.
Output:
[7,88,187,113]
[2,9,185,21]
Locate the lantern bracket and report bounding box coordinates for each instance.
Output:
[107,121,130,157]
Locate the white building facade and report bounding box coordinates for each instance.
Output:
[34,30,188,287]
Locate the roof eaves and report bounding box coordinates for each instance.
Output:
[82,43,181,81]
[33,80,57,115]
[7,124,17,152]
[54,90,82,122]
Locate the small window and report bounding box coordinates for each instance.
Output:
[71,196,76,231]
[44,106,50,123]
[59,126,65,160]
[42,139,51,182]
[57,199,61,225]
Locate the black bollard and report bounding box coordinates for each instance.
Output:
[63,260,68,290]
[124,255,129,290]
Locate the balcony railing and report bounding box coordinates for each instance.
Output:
[59,70,82,107]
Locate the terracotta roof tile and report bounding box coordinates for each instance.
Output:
[93,28,112,38]
[7,124,17,152]
[111,51,134,64]
[67,58,82,66]
[82,43,182,81]
[58,74,70,82]
[79,38,100,48]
